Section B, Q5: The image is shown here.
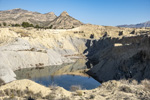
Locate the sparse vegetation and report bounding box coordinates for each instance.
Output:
[70,85,81,91]
[89,94,95,99]
[3,22,7,26]
[21,22,34,28]
[0,79,150,100]
[76,90,82,96]
[119,86,132,93]
[20,32,30,37]
[11,23,21,27]
[49,25,53,29]
[34,24,40,28]
[49,83,57,90]
[141,79,150,91]
[0,79,4,86]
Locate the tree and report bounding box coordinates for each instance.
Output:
[3,22,6,26]
[49,25,53,29]
[22,22,28,28]
[30,24,34,27]
[15,24,21,27]
[21,22,34,28]
[11,24,20,27]
[34,25,40,28]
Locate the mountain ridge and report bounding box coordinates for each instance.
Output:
[0,8,83,29]
[117,21,150,28]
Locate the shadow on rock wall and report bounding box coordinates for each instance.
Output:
[84,34,150,83]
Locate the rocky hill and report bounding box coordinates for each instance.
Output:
[49,11,83,29]
[117,21,150,28]
[0,8,83,29]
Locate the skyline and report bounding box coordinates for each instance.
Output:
[0,0,150,26]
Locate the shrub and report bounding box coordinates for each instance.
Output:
[34,25,40,28]
[141,79,150,91]
[14,24,21,27]
[76,90,82,96]
[119,86,132,93]
[49,25,53,29]
[20,33,30,37]
[0,90,5,96]
[49,83,57,90]
[3,22,7,26]
[70,85,81,91]
[89,95,95,99]
[21,22,34,28]
[0,79,4,86]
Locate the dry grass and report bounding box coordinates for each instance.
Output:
[49,83,58,90]
[141,79,150,91]
[20,33,30,37]
[119,85,132,93]
[76,90,82,96]
[70,85,81,92]
[0,79,4,86]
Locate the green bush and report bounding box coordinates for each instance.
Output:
[34,25,40,28]
[21,22,34,28]
[12,24,21,27]
[3,22,6,26]
[49,25,53,29]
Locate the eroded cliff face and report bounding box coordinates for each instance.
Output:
[87,33,150,83]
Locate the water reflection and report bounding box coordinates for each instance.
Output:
[14,59,100,90]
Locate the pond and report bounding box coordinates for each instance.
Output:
[14,59,100,91]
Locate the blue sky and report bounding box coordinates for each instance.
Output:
[0,0,149,26]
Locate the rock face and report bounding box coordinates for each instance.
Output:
[117,21,150,28]
[49,11,83,29]
[87,34,150,83]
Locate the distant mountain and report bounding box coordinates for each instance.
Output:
[117,21,150,28]
[0,8,57,27]
[0,8,83,29]
[49,11,83,29]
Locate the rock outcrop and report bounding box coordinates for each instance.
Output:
[87,34,150,83]
[49,11,83,29]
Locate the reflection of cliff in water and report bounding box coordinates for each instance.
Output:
[14,59,87,79]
